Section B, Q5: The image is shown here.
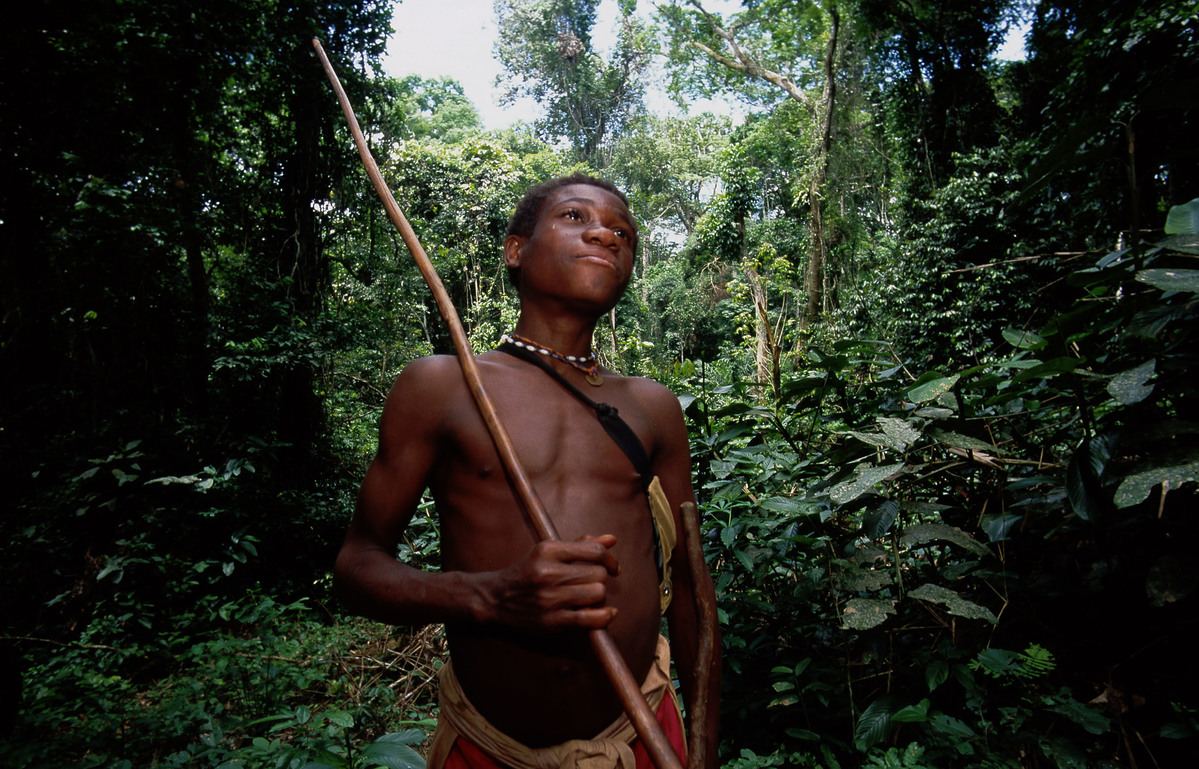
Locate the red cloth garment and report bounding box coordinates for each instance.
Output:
[442,691,686,769]
[426,635,686,769]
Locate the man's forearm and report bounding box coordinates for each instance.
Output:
[334,549,489,627]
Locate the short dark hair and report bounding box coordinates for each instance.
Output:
[505,173,636,290]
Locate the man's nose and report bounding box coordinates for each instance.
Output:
[586,223,618,248]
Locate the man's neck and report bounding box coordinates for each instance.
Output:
[511,314,601,359]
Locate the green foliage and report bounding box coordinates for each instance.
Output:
[1015,1,1199,251]
[881,147,1040,362]
[657,0,832,108]
[495,0,653,163]
[3,0,1198,767]
[860,0,1009,198]
[8,594,437,767]
[863,743,935,769]
[376,75,484,143]
[676,209,1198,765]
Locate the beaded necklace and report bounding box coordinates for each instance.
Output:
[500,332,603,386]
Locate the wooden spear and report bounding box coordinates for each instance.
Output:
[311,39,684,769]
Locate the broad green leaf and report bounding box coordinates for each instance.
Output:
[854,694,901,751]
[908,583,998,624]
[1013,356,1082,381]
[1107,359,1155,404]
[974,648,1022,677]
[1161,722,1196,739]
[758,495,802,514]
[847,430,899,450]
[1067,448,1101,522]
[862,500,899,540]
[878,417,921,450]
[929,713,977,743]
[906,375,960,403]
[96,558,124,581]
[1049,695,1111,735]
[373,731,426,745]
[930,429,996,451]
[1096,247,1133,268]
[361,739,426,769]
[841,597,896,630]
[900,523,991,557]
[1164,197,1199,234]
[325,710,354,728]
[1114,454,1199,508]
[1136,268,1199,293]
[1129,303,1190,338]
[982,513,1023,542]
[1158,234,1199,254]
[891,698,931,723]
[835,566,893,592]
[1002,327,1046,350]
[926,659,950,692]
[714,424,754,444]
[995,358,1043,369]
[830,462,905,505]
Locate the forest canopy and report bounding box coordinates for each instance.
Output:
[2,0,1197,766]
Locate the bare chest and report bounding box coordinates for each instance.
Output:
[430,371,656,560]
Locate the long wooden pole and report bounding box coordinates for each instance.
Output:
[679,501,715,768]
[311,39,684,769]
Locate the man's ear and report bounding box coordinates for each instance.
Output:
[503,235,526,268]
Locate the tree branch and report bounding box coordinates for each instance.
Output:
[684,0,815,110]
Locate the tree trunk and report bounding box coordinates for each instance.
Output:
[743,264,780,400]
[801,4,840,332]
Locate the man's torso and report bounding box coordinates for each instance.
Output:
[423,350,666,745]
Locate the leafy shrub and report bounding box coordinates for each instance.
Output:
[7,593,439,768]
[679,206,1199,766]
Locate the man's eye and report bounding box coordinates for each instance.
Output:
[564,209,582,220]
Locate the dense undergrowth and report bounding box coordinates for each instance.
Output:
[5,597,437,768]
[4,210,1197,767]
[662,212,1199,766]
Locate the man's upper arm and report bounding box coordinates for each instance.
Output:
[649,381,722,764]
[645,382,696,511]
[346,358,450,553]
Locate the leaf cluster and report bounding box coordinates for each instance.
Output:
[673,205,1199,765]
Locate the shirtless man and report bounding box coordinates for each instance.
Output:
[334,174,720,768]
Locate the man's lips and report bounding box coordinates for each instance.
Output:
[575,250,621,271]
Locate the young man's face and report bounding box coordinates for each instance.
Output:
[504,183,637,313]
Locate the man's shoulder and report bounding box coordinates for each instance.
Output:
[393,354,464,388]
[619,374,679,402]
[615,375,686,425]
[384,355,470,415]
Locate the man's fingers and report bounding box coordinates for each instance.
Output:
[572,534,620,575]
[546,605,618,630]
[580,533,617,547]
